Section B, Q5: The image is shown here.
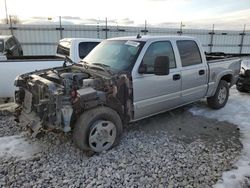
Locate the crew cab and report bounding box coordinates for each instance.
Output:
[14,36,241,153]
[0,38,102,98]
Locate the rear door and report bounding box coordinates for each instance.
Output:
[133,41,182,119]
[176,40,208,103]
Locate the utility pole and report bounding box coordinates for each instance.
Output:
[105,17,108,39]
[4,0,9,24]
[59,16,63,39]
[116,20,119,37]
[179,22,185,35]
[144,20,147,35]
[239,24,246,54]
[9,15,13,35]
[97,18,100,39]
[209,24,215,53]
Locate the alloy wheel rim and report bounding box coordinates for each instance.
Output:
[88,120,117,152]
[218,87,227,104]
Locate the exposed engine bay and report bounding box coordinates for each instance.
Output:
[14,64,133,135]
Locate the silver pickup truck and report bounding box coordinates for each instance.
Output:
[14,36,241,153]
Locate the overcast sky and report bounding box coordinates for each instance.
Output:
[0,0,250,29]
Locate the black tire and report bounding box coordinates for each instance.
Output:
[73,106,123,152]
[236,84,248,93]
[207,80,229,109]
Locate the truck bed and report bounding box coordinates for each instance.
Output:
[206,52,250,62]
[206,56,241,97]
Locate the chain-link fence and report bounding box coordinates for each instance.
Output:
[0,21,249,55]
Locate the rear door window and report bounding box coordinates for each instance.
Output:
[176,40,202,67]
[79,42,100,59]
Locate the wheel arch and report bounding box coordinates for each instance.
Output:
[210,71,233,96]
[207,79,229,109]
[221,74,233,86]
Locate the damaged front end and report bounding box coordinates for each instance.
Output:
[14,65,132,136]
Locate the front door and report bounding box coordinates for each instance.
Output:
[133,41,182,120]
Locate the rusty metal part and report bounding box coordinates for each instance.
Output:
[18,111,43,137]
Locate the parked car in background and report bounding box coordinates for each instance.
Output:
[236,60,250,92]
[15,35,241,153]
[0,35,23,57]
[56,38,102,63]
[0,38,102,98]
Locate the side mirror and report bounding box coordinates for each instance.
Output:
[154,56,170,76]
[138,64,147,74]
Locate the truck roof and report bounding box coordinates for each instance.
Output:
[107,35,196,42]
[60,38,103,43]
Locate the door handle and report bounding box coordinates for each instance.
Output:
[199,70,205,75]
[173,74,181,80]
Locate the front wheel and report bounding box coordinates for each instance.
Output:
[207,80,229,109]
[73,106,123,152]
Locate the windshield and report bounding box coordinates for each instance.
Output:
[83,40,145,71]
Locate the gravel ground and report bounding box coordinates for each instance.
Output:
[0,106,243,188]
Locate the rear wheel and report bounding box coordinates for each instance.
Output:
[73,106,123,152]
[207,80,229,109]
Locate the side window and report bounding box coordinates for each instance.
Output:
[142,41,176,74]
[79,42,100,59]
[8,38,16,49]
[176,40,202,67]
